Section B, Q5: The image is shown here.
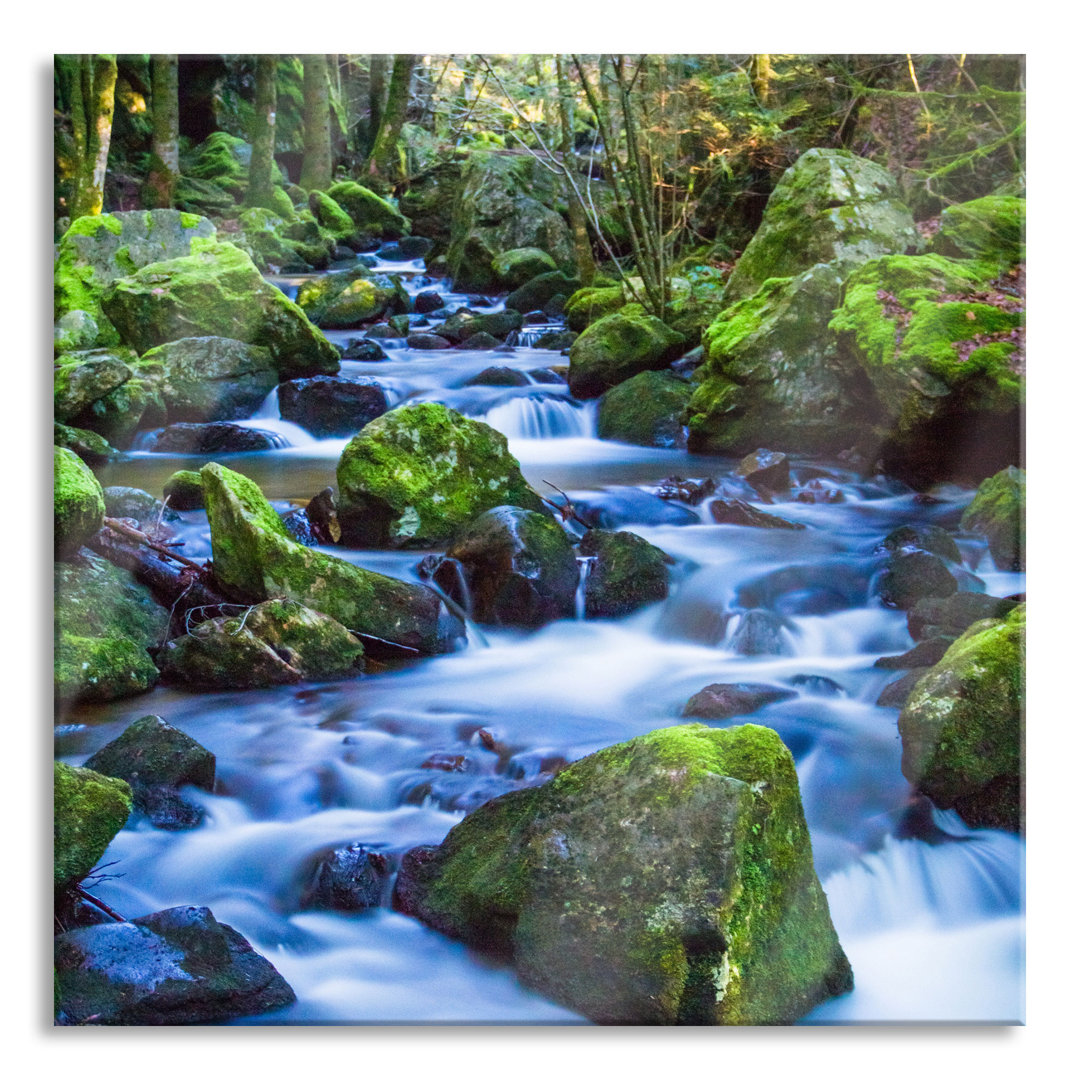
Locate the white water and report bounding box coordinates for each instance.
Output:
[73,265,1025,1025]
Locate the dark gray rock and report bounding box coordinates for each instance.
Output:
[143,423,286,453]
[682,682,796,720]
[278,376,389,438]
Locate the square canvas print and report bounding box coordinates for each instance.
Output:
[52,53,1025,1025]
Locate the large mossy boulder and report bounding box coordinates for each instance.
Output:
[898,605,1024,831]
[184,132,285,197]
[336,403,547,547]
[829,253,1023,485]
[446,152,574,291]
[932,195,1025,272]
[564,286,626,332]
[295,268,395,328]
[326,181,410,238]
[723,148,918,304]
[578,529,670,618]
[596,370,693,449]
[101,241,340,380]
[235,208,310,273]
[394,723,852,1024]
[138,337,278,423]
[686,264,866,456]
[200,463,463,655]
[960,466,1025,571]
[54,762,132,892]
[445,506,579,628]
[308,189,357,241]
[54,348,137,423]
[492,247,558,288]
[505,271,580,315]
[54,905,295,1025]
[54,423,115,466]
[567,306,686,399]
[54,447,105,560]
[158,599,365,689]
[55,211,217,347]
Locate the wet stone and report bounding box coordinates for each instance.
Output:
[682,682,797,721]
[656,475,716,505]
[709,498,805,530]
[299,844,390,912]
[734,449,791,495]
[143,423,286,453]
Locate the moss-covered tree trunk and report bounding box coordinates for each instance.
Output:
[556,54,595,285]
[367,54,389,156]
[299,54,332,191]
[245,55,278,208]
[71,54,117,219]
[365,54,415,189]
[145,55,179,209]
[751,54,774,106]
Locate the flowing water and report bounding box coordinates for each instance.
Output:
[58,256,1025,1024]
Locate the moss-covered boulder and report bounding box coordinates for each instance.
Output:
[596,371,692,449]
[159,599,364,689]
[163,470,204,511]
[294,266,395,328]
[394,723,852,1024]
[84,714,215,830]
[829,253,1023,485]
[200,463,463,654]
[567,306,687,399]
[961,466,1025,571]
[184,131,284,196]
[54,423,115,466]
[505,271,580,315]
[564,286,626,332]
[446,152,574,291]
[898,605,1024,830]
[326,181,410,238]
[445,506,579,628]
[54,762,133,893]
[54,348,137,423]
[686,264,869,456]
[578,529,670,618]
[101,242,340,380]
[55,635,160,706]
[492,247,558,288]
[429,309,523,345]
[54,447,105,560]
[235,208,310,273]
[723,148,918,305]
[54,310,100,353]
[932,195,1025,272]
[55,211,216,346]
[174,175,237,218]
[139,337,278,423]
[336,403,547,547]
[309,190,357,241]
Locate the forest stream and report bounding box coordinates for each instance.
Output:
[55,254,1025,1024]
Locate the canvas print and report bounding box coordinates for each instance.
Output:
[52,53,1025,1025]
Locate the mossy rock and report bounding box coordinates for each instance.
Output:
[71,360,168,450]
[829,253,1023,485]
[174,175,237,218]
[54,310,99,353]
[960,466,1025,571]
[54,447,104,560]
[564,286,626,332]
[898,605,1024,830]
[200,463,462,655]
[184,131,284,196]
[445,506,579,628]
[158,599,364,690]
[102,241,340,380]
[103,486,177,528]
[723,148,918,305]
[55,211,217,346]
[235,208,309,272]
[505,271,581,315]
[687,264,868,456]
[294,267,394,328]
[336,403,547,547]
[55,634,160,705]
[429,309,523,344]
[54,762,132,893]
[326,181,410,238]
[163,469,205,510]
[492,247,558,288]
[54,348,137,424]
[139,336,278,423]
[309,190,357,241]
[567,306,686,399]
[932,195,1025,272]
[596,371,692,449]
[578,528,670,618]
[394,723,852,1024]
[53,423,115,466]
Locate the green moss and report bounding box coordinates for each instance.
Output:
[492,247,558,288]
[163,469,204,510]
[53,422,115,465]
[933,195,1025,271]
[596,371,693,449]
[54,762,132,892]
[578,529,670,617]
[564,286,626,332]
[326,181,410,238]
[179,212,203,229]
[960,466,1025,570]
[54,447,105,559]
[336,403,547,547]
[54,633,160,704]
[309,190,356,241]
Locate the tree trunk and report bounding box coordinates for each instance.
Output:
[751,54,774,106]
[368,54,388,156]
[365,53,416,188]
[245,55,278,208]
[299,54,332,191]
[556,55,594,284]
[145,55,179,209]
[71,54,117,219]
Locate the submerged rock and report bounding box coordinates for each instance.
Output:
[54,762,132,893]
[875,550,958,610]
[578,529,670,618]
[158,598,365,690]
[299,844,390,912]
[961,466,1025,570]
[445,506,579,628]
[143,422,286,453]
[734,449,791,496]
[201,463,462,654]
[878,523,961,564]
[682,682,797,720]
[464,366,530,387]
[54,905,296,1025]
[709,499,804,530]
[394,723,852,1024]
[278,376,389,438]
[84,715,216,830]
[898,605,1024,831]
[55,447,105,560]
[336,403,546,547]
[729,609,793,656]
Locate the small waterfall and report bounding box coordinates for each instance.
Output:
[483,396,595,439]
[506,324,563,348]
[575,556,597,620]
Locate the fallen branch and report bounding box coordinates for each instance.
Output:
[73,885,126,923]
[103,517,203,570]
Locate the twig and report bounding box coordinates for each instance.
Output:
[540,480,591,529]
[103,517,203,571]
[73,885,126,923]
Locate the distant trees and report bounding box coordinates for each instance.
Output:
[365,54,416,187]
[69,54,118,218]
